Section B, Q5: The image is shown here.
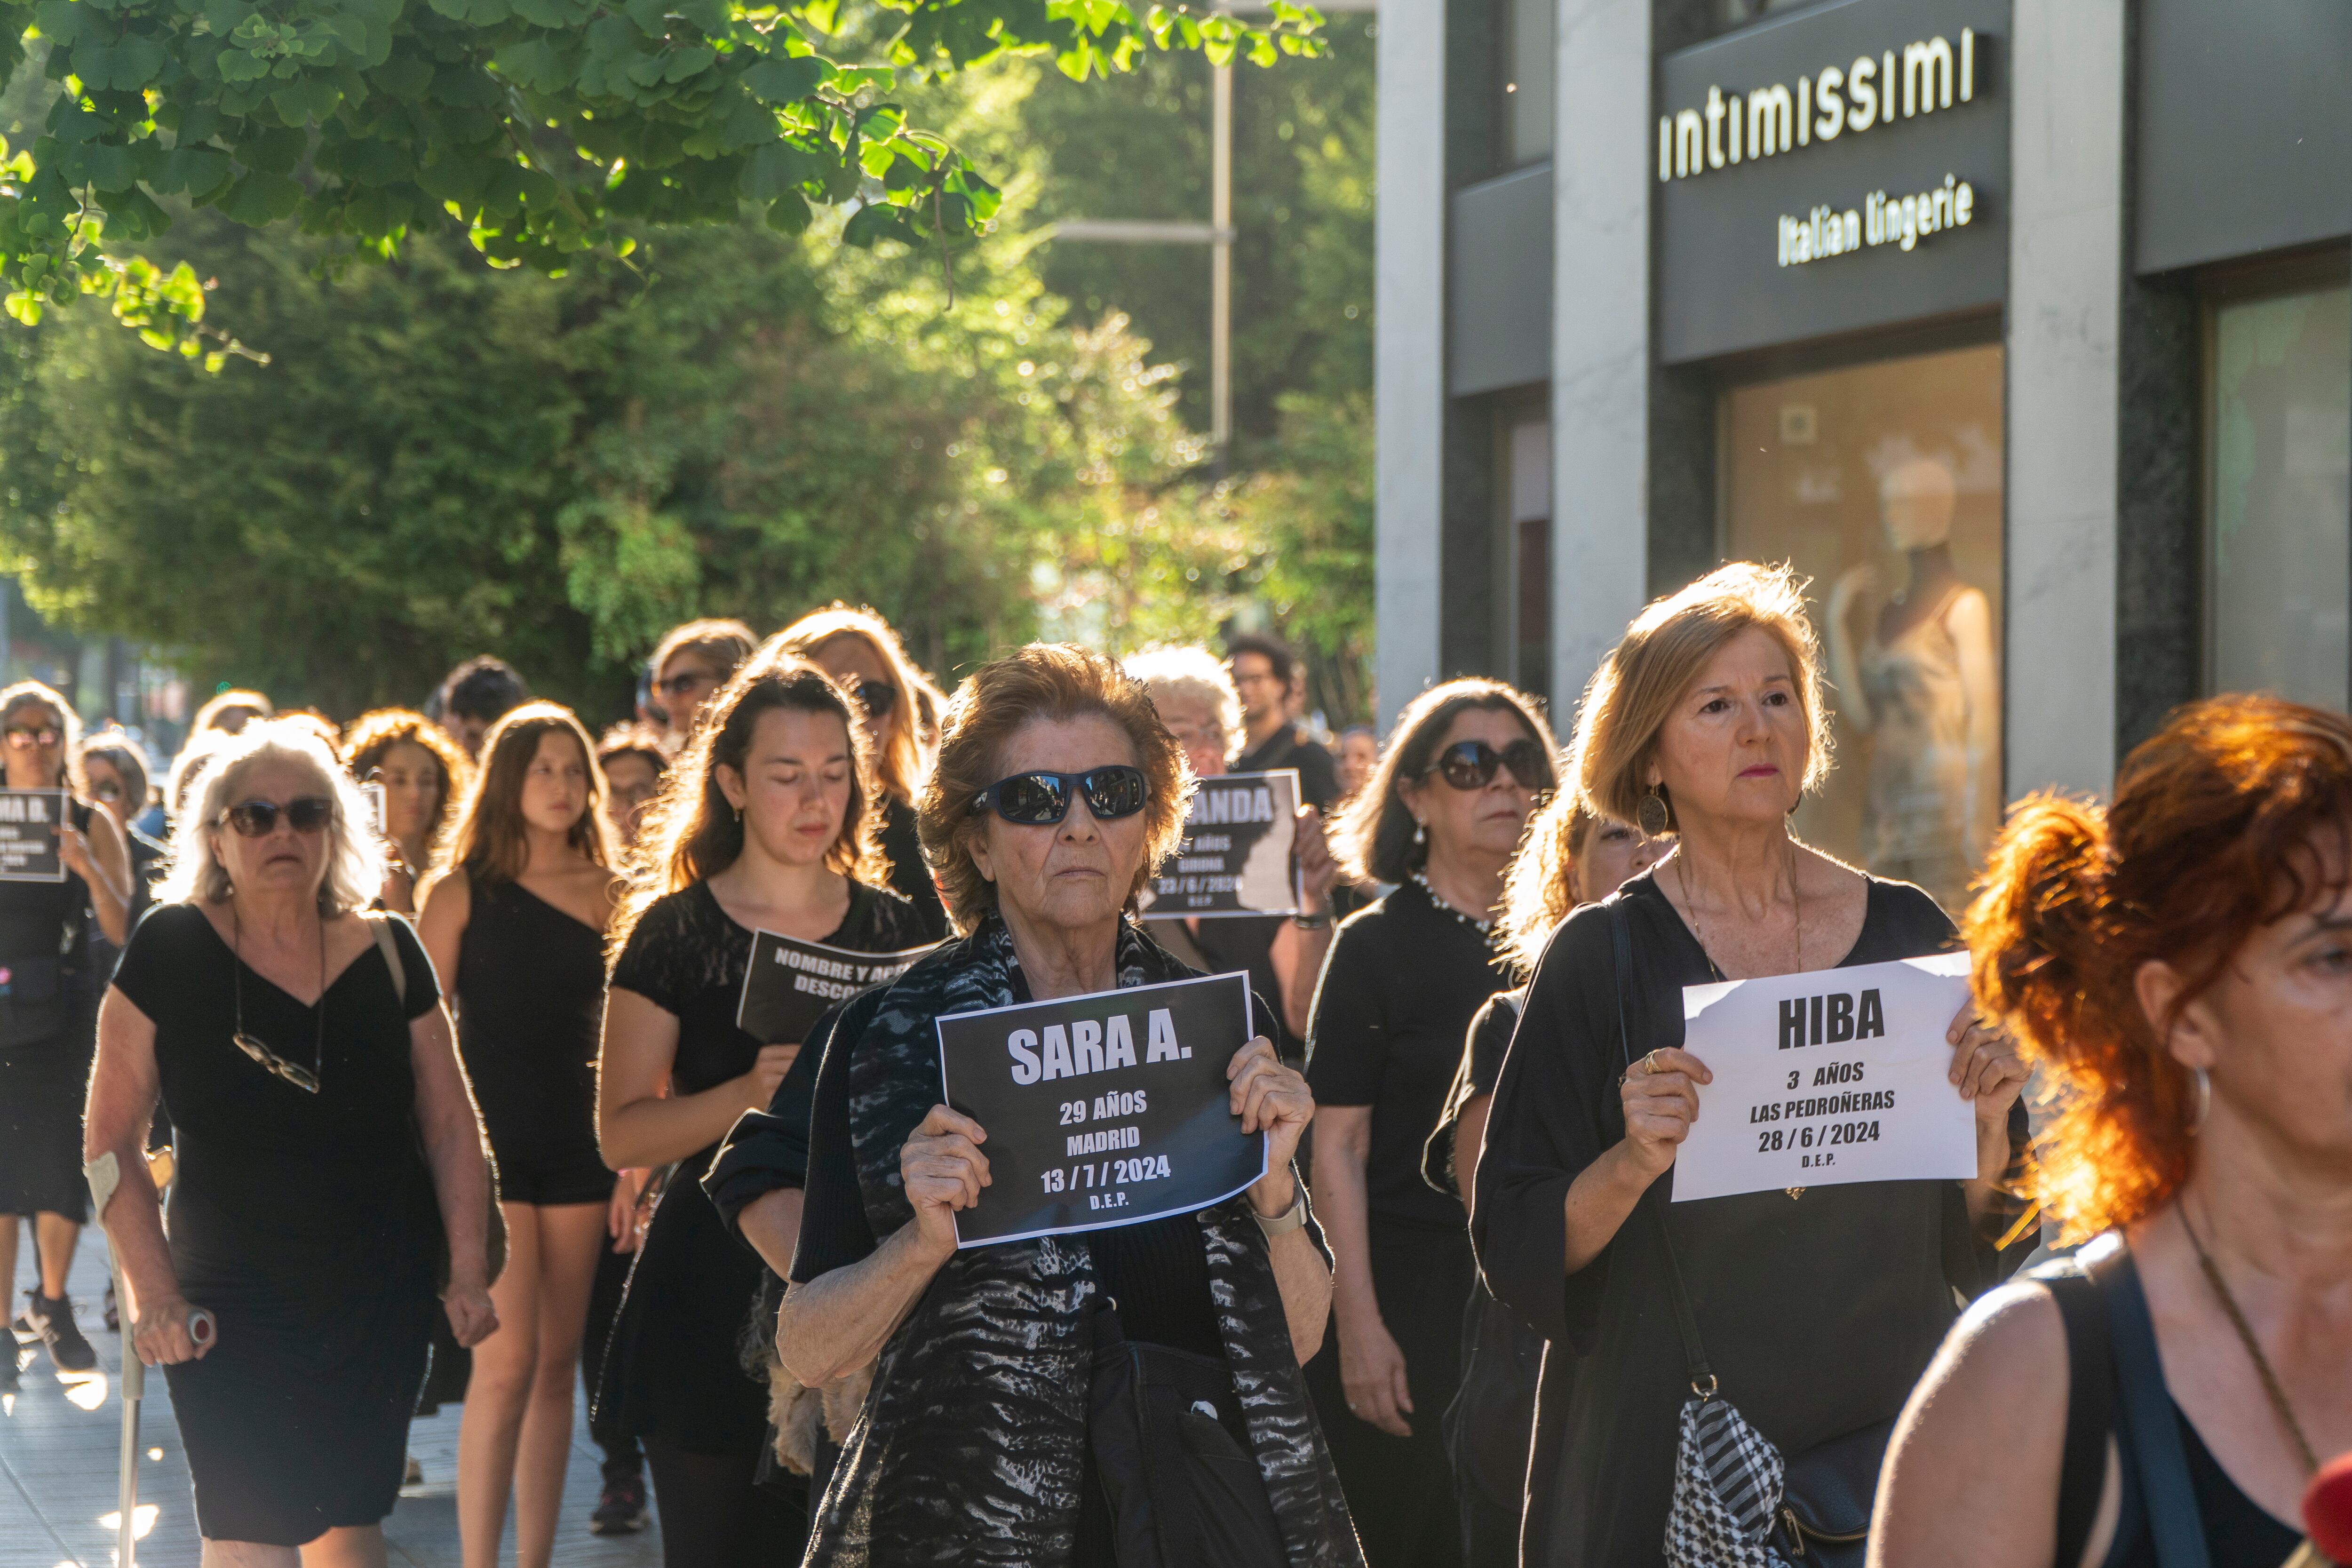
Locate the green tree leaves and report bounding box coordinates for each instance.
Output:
[0,0,1325,354]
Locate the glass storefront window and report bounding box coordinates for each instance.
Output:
[1723,343,2005,915]
[2207,281,2352,711]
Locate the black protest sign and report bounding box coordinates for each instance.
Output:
[936,971,1266,1247]
[0,789,67,883]
[1144,768,1299,918]
[736,932,941,1045]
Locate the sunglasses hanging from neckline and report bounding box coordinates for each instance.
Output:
[230,907,326,1094]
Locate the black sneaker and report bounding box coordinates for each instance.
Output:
[0,1345,19,1400]
[23,1292,97,1376]
[590,1472,647,1535]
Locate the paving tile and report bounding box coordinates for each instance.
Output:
[3,1231,663,1567]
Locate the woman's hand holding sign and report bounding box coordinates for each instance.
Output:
[1228,1035,1312,1210]
[1945,1003,2028,1219]
[1619,1047,1715,1179]
[903,1105,992,1262]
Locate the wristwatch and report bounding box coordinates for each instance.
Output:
[1251,1188,1309,1238]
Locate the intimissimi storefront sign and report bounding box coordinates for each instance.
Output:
[1654,0,2009,363]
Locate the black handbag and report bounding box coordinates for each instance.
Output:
[1606,903,1891,1568]
[1088,1300,1286,1568]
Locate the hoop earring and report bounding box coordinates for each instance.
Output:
[1637,785,1671,838]
[2190,1066,2211,1133]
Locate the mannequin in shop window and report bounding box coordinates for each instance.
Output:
[1826,455,2000,913]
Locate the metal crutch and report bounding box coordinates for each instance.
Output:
[89,1149,210,1568]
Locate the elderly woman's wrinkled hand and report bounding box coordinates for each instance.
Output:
[1619,1047,1712,1179]
[131,1294,214,1367]
[1228,1036,1313,1177]
[903,1105,992,1259]
[1945,1003,2028,1126]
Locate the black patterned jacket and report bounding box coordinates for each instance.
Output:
[805,916,1365,1568]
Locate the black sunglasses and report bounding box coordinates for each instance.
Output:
[656,669,715,697]
[853,680,897,719]
[4,726,60,749]
[971,766,1149,826]
[220,797,336,837]
[1425,739,1554,792]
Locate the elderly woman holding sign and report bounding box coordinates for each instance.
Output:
[1471,564,2030,1568]
[777,643,1359,1568]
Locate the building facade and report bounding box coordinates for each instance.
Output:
[1375,0,2350,899]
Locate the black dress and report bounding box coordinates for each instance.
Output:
[0,798,103,1222]
[1302,880,1516,1568]
[453,871,612,1207]
[877,795,950,942]
[600,878,930,1455]
[111,903,445,1548]
[1473,872,2008,1568]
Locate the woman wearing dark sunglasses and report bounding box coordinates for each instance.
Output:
[646,618,757,754]
[1303,677,1557,1567]
[0,682,133,1388]
[776,643,1359,1567]
[82,718,499,1565]
[598,657,929,1567]
[775,604,953,941]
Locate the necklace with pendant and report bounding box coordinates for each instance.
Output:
[1677,846,1809,1199]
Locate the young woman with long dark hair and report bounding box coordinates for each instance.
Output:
[597,656,929,1566]
[343,708,470,915]
[416,702,625,1568]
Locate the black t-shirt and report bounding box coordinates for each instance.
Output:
[878,794,950,943]
[1305,879,1514,1230]
[608,878,928,1097]
[1421,987,1525,1201]
[1233,725,1341,811]
[790,971,1224,1359]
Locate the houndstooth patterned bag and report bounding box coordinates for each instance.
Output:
[1663,1393,1792,1568]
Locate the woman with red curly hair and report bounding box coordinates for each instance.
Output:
[1875,695,2352,1567]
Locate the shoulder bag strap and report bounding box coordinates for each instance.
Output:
[2042,1263,2116,1568]
[2092,1243,2210,1568]
[1607,900,1715,1395]
[367,912,407,1008]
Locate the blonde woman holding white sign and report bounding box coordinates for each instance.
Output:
[1471,563,2028,1568]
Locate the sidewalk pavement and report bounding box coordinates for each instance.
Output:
[2,1230,664,1566]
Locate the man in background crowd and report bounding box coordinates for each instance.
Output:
[429,656,530,759]
[1227,633,1341,808]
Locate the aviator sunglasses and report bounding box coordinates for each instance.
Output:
[971,766,1149,826]
[220,796,336,837]
[1424,738,1555,792]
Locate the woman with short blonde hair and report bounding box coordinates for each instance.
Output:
[84,718,497,1563]
[1473,562,2029,1568]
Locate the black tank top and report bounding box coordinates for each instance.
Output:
[453,870,606,1180]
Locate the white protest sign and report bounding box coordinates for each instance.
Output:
[1671,952,1976,1203]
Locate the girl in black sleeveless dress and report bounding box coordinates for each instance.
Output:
[417,703,627,1568]
[0,682,132,1383]
[599,656,930,1568]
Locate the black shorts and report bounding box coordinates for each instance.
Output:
[495,1154,616,1208]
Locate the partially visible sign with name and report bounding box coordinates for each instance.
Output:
[0,789,67,883]
[1144,769,1299,918]
[1655,0,2008,363]
[936,971,1265,1247]
[736,932,941,1046]
[1670,952,1975,1203]
[362,781,388,842]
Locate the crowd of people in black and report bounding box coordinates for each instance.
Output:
[0,567,2345,1568]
